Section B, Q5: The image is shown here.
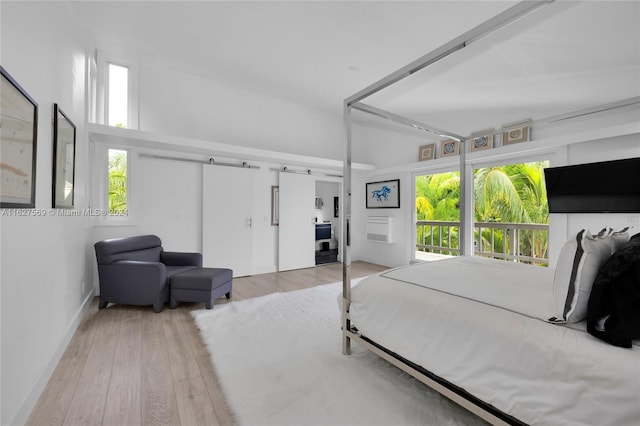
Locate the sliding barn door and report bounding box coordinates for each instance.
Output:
[203,165,253,277]
[278,172,316,271]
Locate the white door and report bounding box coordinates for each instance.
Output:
[278,172,316,271]
[202,165,253,277]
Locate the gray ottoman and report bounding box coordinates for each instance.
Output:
[170,267,233,309]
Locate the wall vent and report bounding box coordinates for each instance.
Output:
[366,216,391,243]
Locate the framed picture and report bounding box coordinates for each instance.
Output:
[333,196,339,217]
[418,143,436,161]
[366,179,400,209]
[52,104,76,209]
[271,185,279,225]
[502,120,531,145]
[440,139,459,157]
[470,130,494,152]
[1,66,38,208]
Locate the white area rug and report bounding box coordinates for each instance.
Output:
[192,282,487,426]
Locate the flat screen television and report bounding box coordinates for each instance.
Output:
[544,157,640,213]
[315,223,331,240]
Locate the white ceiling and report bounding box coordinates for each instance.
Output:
[70,0,640,137]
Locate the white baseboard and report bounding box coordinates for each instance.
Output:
[11,290,95,426]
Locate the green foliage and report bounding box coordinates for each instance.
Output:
[416,161,549,261]
[108,151,127,213]
[416,172,460,221]
[416,172,461,253]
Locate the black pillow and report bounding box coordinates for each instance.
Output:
[586,233,640,348]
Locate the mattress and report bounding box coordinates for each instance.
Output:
[348,257,640,426]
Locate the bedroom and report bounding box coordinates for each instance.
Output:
[1,1,639,425]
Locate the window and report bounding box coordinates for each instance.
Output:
[107,63,128,128]
[89,143,132,222]
[108,149,128,215]
[415,171,461,259]
[414,160,550,265]
[95,51,138,128]
[473,161,549,265]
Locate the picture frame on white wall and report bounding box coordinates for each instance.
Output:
[0,66,38,208]
[470,130,494,152]
[440,139,459,157]
[366,179,400,209]
[502,120,531,145]
[418,143,436,161]
[52,103,76,209]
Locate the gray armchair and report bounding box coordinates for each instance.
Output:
[94,235,202,312]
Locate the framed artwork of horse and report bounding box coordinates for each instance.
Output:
[366,179,400,208]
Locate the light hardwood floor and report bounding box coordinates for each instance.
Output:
[26,261,387,426]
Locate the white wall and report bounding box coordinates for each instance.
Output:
[0,3,93,424]
[352,120,434,168]
[138,62,346,161]
[351,170,413,268]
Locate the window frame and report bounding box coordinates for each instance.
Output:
[95,50,139,129]
[106,63,130,128]
[107,147,130,216]
[411,145,567,263]
[89,142,135,226]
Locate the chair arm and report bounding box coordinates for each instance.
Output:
[161,251,203,267]
[99,261,167,291]
[97,261,169,308]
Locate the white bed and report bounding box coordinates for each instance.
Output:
[338,1,640,424]
[346,256,640,426]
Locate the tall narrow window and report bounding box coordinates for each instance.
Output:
[107,63,128,128]
[473,161,549,265]
[415,171,461,259]
[108,149,127,215]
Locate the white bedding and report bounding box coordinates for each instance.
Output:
[348,257,640,426]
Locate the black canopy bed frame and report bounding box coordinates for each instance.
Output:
[339,1,640,425]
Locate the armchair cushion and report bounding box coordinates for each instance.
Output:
[99,261,167,303]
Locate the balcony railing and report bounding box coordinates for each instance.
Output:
[416,220,549,265]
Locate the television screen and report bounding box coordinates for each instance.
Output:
[544,157,640,213]
[315,223,331,240]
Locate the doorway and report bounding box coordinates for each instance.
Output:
[315,181,340,265]
[277,173,342,271]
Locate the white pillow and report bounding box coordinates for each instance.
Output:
[551,229,612,323]
[607,227,630,254]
